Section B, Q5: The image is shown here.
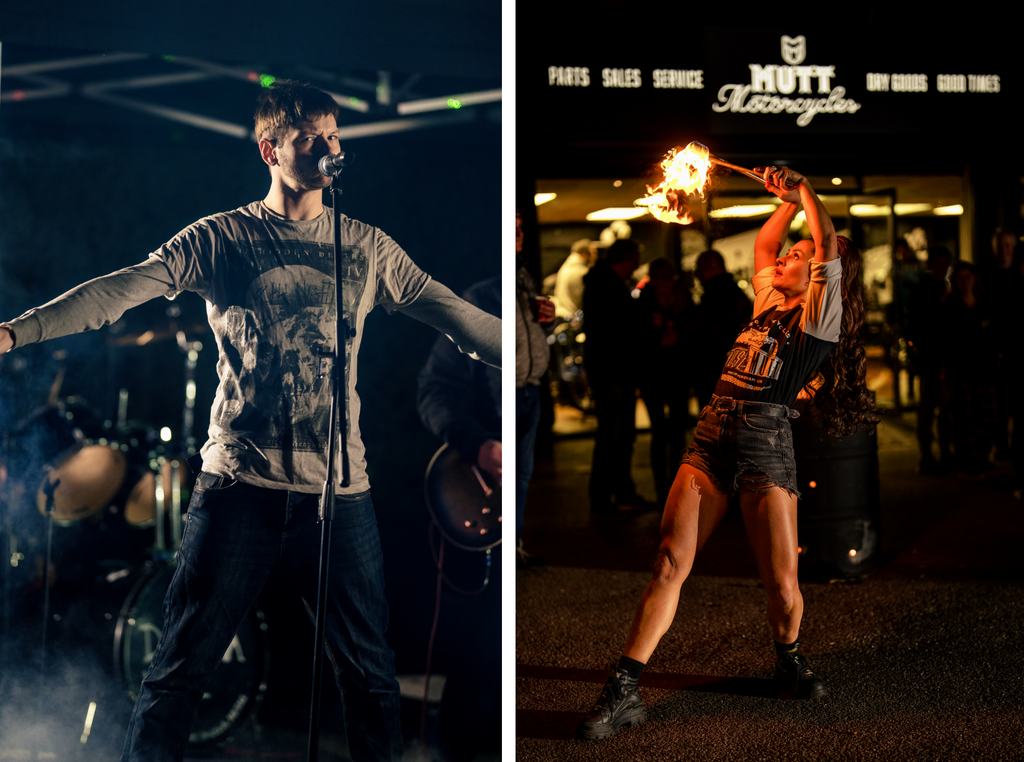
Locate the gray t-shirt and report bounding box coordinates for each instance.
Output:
[6,201,500,494]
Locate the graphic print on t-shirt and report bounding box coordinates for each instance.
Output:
[216,241,367,452]
[720,309,795,392]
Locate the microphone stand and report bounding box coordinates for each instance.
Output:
[40,477,60,679]
[307,169,351,762]
[1,430,12,673]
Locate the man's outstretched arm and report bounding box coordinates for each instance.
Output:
[0,257,179,352]
[399,280,501,368]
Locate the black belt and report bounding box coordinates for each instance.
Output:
[709,395,800,420]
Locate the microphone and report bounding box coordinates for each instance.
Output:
[318,151,352,177]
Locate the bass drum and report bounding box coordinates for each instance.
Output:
[113,563,269,748]
[3,404,157,622]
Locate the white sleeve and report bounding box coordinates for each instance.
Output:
[751,265,783,316]
[802,258,843,342]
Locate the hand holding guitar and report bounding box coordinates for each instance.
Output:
[477,439,502,486]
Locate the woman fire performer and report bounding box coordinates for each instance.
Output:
[578,166,876,741]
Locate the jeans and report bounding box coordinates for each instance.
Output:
[516,384,541,542]
[682,398,800,497]
[434,545,502,761]
[588,379,638,512]
[119,474,402,762]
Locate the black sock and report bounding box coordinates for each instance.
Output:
[617,655,645,680]
[774,639,801,658]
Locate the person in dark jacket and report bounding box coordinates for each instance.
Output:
[417,275,501,762]
[514,209,553,565]
[583,238,650,517]
[692,249,753,408]
[906,246,952,473]
[980,229,1023,472]
[940,260,998,477]
[635,257,692,505]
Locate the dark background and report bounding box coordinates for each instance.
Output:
[520,16,1022,267]
[0,1,502,749]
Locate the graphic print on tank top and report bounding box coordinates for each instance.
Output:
[720,307,801,393]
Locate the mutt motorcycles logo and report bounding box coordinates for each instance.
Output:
[712,35,861,127]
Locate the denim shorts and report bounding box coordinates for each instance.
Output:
[681,395,801,498]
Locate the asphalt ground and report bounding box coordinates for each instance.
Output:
[515,394,1024,761]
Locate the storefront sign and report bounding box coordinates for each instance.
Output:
[535,28,1013,140]
[711,36,861,127]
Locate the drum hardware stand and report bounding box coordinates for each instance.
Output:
[169,460,183,548]
[39,476,60,678]
[117,387,130,430]
[138,331,203,564]
[1,433,13,671]
[151,461,184,561]
[176,331,203,458]
[308,171,352,762]
[153,468,168,560]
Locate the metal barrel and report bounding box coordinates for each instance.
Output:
[791,398,881,581]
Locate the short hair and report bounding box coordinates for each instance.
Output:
[606,239,640,265]
[570,238,592,254]
[927,245,953,265]
[254,80,340,143]
[647,257,674,279]
[696,249,725,271]
[992,228,1017,250]
[951,259,976,276]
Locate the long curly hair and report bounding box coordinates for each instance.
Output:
[811,236,880,437]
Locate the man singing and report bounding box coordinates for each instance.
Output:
[0,80,500,762]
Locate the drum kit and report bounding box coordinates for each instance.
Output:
[0,331,268,757]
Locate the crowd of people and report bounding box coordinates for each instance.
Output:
[533,222,1023,527]
[900,230,1023,490]
[543,233,755,520]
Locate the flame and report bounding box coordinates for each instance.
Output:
[635,142,713,225]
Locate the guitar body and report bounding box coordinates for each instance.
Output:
[424,444,502,551]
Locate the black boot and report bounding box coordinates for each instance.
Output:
[516,539,546,569]
[576,666,646,740]
[774,641,828,699]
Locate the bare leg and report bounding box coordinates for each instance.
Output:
[738,486,802,643]
[622,464,729,663]
[739,486,828,698]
